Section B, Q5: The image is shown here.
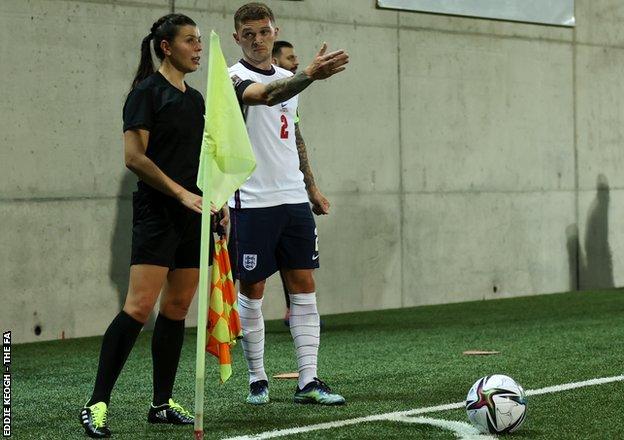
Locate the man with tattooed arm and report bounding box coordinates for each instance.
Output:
[228,2,348,406]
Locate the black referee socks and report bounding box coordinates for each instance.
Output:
[151,313,185,406]
[87,310,143,406]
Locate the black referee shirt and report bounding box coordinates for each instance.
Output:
[123,72,205,193]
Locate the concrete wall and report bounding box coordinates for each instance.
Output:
[1,0,622,343]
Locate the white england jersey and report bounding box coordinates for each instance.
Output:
[228,60,308,208]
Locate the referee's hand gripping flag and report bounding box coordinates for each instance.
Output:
[194,31,255,440]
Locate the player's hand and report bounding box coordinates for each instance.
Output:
[308,186,330,215]
[303,42,349,80]
[179,190,203,214]
[212,205,229,237]
[218,205,230,228]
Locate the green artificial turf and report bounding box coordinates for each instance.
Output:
[11,289,624,439]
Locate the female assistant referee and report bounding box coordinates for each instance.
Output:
[79,14,225,438]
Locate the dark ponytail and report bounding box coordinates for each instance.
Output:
[131,34,155,89]
[130,13,197,89]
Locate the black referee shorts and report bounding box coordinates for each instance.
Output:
[130,188,213,270]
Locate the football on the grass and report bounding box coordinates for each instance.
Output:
[465,374,527,434]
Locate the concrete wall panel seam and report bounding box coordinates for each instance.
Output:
[572,25,580,290]
[397,11,405,308]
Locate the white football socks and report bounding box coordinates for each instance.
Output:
[238,293,268,384]
[288,292,320,389]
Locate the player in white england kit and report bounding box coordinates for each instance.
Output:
[228,61,304,208]
[228,2,348,406]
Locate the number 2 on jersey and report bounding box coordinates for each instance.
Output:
[280,114,289,139]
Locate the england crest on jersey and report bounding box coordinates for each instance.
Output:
[243,254,257,271]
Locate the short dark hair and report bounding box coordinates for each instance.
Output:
[272,40,293,57]
[234,2,275,30]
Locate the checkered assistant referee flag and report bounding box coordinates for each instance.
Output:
[207,233,242,383]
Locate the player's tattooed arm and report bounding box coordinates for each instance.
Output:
[240,43,349,106]
[295,122,316,190]
[240,71,315,106]
[263,72,314,106]
[296,123,331,215]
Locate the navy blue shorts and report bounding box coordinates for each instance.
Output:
[229,203,319,283]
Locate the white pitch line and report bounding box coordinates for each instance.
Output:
[385,415,497,440]
[525,374,624,396]
[222,402,465,440]
[222,374,624,440]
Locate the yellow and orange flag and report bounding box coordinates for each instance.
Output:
[206,234,241,383]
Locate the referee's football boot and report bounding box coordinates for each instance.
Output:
[246,379,270,405]
[147,398,194,425]
[294,378,346,405]
[80,401,111,438]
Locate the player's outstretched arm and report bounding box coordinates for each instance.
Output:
[241,43,349,106]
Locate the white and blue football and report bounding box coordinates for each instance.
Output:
[466,374,527,434]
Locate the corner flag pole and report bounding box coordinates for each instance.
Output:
[194,183,212,440]
[192,30,256,438]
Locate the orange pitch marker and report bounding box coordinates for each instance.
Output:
[273,372,299,380]
[463,350,501,356]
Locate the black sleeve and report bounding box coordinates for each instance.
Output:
[231,75,254,105]
[123,86,154,132]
